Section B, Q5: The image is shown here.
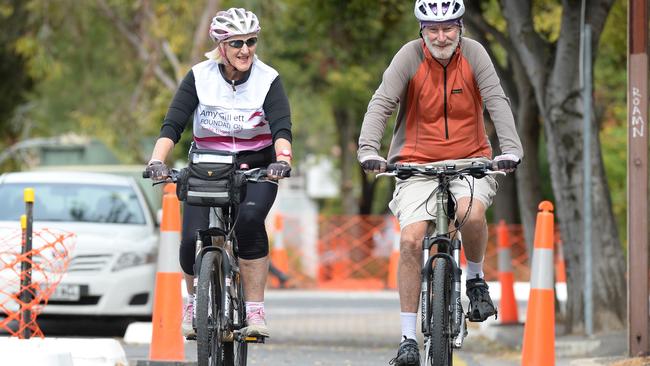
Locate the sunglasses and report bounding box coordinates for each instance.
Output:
[227,37,258,49]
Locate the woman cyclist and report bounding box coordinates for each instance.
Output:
[144,7,292,338]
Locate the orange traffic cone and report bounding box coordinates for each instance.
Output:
[270,213,289,288]
[387,217,400,290]
[555,240,567,284]
[521,201,555,366]
[497,220,519,324]
[149,183,184,361]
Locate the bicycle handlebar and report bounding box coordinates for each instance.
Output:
[142,167,275,185]
[381,159,506,180]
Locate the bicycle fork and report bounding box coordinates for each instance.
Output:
[450,237,467,348]
[420,237,468,349]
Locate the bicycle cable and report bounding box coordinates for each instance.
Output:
[448,175,475,241]
[422,172,476,239]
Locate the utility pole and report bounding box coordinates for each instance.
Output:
[628,0,649,357]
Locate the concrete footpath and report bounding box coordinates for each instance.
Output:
[260,288,633,365]
[123,285,637,365]
[4,284,638,365]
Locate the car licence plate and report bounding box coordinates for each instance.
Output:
[50,284,81,301]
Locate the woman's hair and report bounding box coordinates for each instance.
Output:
[204,48,222,62]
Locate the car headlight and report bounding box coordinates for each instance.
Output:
[112,251,157,272]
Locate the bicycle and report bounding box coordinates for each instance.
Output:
[380,158,504,366]
[144,164,274,366]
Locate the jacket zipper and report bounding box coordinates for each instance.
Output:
[443,66,449,140]
[231,79,237,151]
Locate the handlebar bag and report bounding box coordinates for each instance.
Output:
[176,150,246,207]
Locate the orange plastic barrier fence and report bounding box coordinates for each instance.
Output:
[266,213,318,289]
[317,216,391,290]
[270,215,564,290]
[0,227,75,337]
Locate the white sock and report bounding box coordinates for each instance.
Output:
[245,301,264,313]
[400,312,417,341]
[466,260,484,280]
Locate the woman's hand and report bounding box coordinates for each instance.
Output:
[267,161,291,179]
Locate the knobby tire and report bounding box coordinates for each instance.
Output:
[429,258,453,366]
[196,251,234,366]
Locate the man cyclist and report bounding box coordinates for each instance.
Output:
[357,1,523,364]
[145,8,292,339]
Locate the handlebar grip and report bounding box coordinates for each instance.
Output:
[386,164,396,172]
[142,171,151,179]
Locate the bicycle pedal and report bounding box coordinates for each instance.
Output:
[244,335,266,344]
[185,334,197,341]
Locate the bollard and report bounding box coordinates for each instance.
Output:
[387,217,400,290]
[270,213,289,288]
[521,201,555,366]
[497,220,519,324]
[555,240,567,284]
[149,184,184,361]
[20,188,34,339]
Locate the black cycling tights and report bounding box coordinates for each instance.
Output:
[179,181,278,275]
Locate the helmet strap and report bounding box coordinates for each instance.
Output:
[219,43,234,68]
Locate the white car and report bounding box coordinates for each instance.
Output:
[0,171,159,318]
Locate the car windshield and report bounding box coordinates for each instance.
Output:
[0,182,146,224]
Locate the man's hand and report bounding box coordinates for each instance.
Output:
[267,161,291,179]
[145,160,169,181]
[360,155,387,173]
[493,154,520,173]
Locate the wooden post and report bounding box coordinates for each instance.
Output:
[627,0,649,357]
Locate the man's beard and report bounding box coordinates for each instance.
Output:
[424,35,460,61]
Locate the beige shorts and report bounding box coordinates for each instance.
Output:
[389,175,498,229]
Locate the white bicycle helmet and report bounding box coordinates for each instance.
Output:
[414,0,465,23]
[209,8,260,42]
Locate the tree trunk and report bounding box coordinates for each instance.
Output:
[512,64,543,256]
[359,172,378,215]
[464,5,543,246]
[334,108,358,215]
[502,0,625,332]
[487,118,519,224]
[189,0,220,66]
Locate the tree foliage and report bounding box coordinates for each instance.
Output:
[0,0,35,152]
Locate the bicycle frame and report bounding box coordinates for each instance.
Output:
[419,174,466,348]
[194,206,250,343]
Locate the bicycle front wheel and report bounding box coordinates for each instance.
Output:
[196,251,228,366]
[428,258,453,365]
[232,277,248,366]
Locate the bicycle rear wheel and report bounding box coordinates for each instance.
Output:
[196,251,233,366]
[428,258,453,365]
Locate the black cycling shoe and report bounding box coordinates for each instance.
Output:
[389,336,420,365]
[466,276,498,322]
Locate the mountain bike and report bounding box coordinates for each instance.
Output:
[144,164,273,366]
[381,158,504,366]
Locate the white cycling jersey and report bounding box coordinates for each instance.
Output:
[191,56,279,152]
